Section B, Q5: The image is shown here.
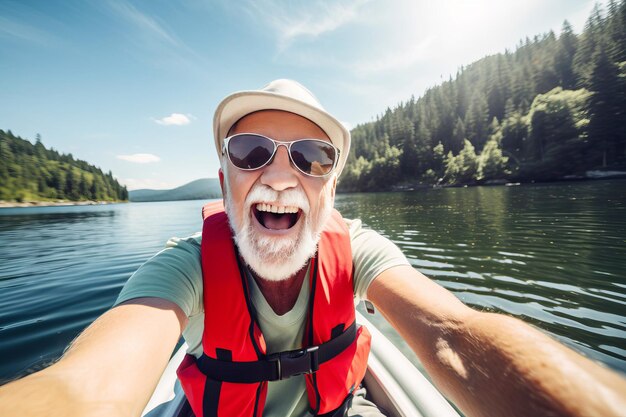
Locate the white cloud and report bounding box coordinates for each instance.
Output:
[106,0,210,77]
[155,113,192,126]
[116,153,161,163]
[243,0,370,51]
[352,36,434,77]
[108,0,179,47]
[0,16,58,46]
[121,178,175,191]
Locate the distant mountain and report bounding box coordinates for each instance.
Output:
[129,178,222,202]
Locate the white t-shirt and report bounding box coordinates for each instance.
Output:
[115,217,409,417]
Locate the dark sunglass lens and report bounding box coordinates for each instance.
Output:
[290,140,336,176]
[228,135,274,169]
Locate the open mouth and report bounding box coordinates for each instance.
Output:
[252,203,301,230]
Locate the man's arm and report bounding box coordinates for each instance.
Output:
[367,265,626,417]
[0,297,187,417]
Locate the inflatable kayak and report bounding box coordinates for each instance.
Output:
[141,312,460,417]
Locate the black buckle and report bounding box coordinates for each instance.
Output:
[268,346,320,380]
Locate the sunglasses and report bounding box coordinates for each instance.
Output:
[223,133,340,177]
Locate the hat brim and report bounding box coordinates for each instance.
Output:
[213,90,351,177]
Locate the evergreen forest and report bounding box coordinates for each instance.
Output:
[339,1,626,191]
[0,130,128,203]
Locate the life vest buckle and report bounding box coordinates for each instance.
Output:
[268,346,320,380]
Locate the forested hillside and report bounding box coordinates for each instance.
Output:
[340,1,626,191]
[0,130,128,203]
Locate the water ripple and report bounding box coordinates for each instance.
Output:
[1,184,625,383]
[336,180,626,375]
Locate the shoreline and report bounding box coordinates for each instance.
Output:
[341,172,626,193]
[0,200,127,208]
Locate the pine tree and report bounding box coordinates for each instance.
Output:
[574,4,605,87]
[606,0,626,62]
[451,117,465,154]
[65,168,77,200]
[464,91,490,151]
[532,31,561,95]
[555,20,579,88]
[90,180,98,200]
[432,142,445,180]
[78,172,88,198]
[51,170,62,199]
[587,46,626,166]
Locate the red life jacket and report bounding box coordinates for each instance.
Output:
[176,201,371,417]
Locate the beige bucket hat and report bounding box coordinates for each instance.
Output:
[213,79,351,176]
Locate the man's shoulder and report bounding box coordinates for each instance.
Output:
[342,216,381,240]
[165,232,202,249]
[146,232,203,265]
[140,232,203,269]
[342,216,360,232]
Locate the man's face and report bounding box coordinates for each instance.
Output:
[221,110,337,281]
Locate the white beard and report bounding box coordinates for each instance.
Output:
[224,181,333,282]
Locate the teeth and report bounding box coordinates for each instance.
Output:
[256,203,299,214]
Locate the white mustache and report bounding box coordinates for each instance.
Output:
[224,177,332,282]
[244,183,310,215]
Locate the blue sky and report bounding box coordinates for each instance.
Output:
[0,0,606,190]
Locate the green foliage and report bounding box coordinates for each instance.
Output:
[444,139,478,184]
[340,156,373,191]
[443,151,460,184]
[500,111,528,163]
[431,142,445,180]
[478,135,510,180]
[0,130,128,202]
[367,143,402,190]
[526,87,591,178]
[338,0,626,191]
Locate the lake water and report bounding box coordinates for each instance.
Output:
[1,180,625,385]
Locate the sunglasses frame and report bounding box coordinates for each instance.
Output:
[223,133,340,178]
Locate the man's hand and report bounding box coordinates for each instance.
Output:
[0,297,187,417]
[367,265,626,417]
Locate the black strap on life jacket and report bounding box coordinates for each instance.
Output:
[196,321,357,383]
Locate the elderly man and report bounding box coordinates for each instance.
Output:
[1,80,625,417]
